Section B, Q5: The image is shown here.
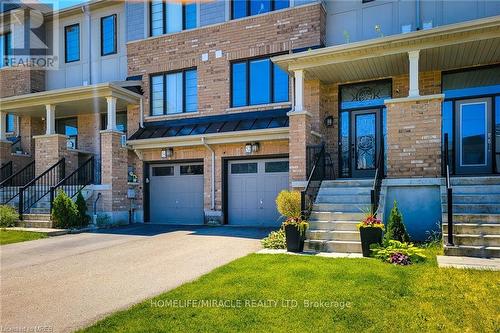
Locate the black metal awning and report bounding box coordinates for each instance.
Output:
[129,108,290,140]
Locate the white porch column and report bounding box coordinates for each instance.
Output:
[0,112,6,141]
[294,69,304,113]
[408,50,420,97]
[106,96,117,131]
[45,104,56,135]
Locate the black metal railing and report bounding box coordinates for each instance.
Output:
[0,161,12,181]
[370,150,384,215]
[18,158,65,220]
[0,161,35,205]
[444,133,454,246]
[50,156,94,212]
[301,143,329,219]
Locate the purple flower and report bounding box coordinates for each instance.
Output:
[389,252,411,265]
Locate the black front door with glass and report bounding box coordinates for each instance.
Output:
[351,109,380,178]
[455,98,493,175]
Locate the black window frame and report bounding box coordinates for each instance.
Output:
[64,23,80,63]
[100,14,117,57]
[230,54,289,108]
[149,67,198,116]
[149,1,197,37]
[1,32,11,68]
[5,113,14,133]
[230,0,289,20]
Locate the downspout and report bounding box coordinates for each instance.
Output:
[415,0,421,30]
[201,137,215,210]
[140,97,144,128]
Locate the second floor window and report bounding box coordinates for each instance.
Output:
[101,14,117,56]
[232,0,289,20]
[0,32,12,68]
[6,114,15,133]
[65,24,80,63]
[150,1,197,37]
[151,69,198,116]
[231,57,289,107]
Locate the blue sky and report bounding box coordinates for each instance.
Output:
[39,0,89,10]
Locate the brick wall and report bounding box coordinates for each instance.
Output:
[34,134,78,176]
[20,116,44,155]
[0,68,45,98]
[385,96,443,178]
[127,3,325,121]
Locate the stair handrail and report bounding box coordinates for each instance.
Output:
[49,156,94,212]
[18,158,65,220]
[301,143,327,220]
[0,160,35,205]
[444,133,454,246]
[0,161,13,181]
[370,149,384,215]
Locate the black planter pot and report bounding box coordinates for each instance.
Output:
[359,227,383,257]
[285,224,305,253]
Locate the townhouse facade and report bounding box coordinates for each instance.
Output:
[0,0,499,257]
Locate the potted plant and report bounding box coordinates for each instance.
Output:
[276,190,308,253]
[357,210,384,257]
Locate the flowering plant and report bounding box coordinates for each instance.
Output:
[389,252,411,265]
[357,211,384,230]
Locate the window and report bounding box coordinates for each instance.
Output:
[56,117,78,149]
[101,14,117,56]
[340,80,392,110]
[6,114,15,133]
[180,164,203,175]
[265,161,288,173]
[150,69,198,116]
[149,1,197,37]
[65,24,80,63]
[231,57,289,107]
[0,32,12,68]
[232,0,289,19]
[231,163,258,174]
[152,166,173,176]
[101,112,127,132]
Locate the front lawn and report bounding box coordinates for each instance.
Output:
[0,229,48,245]
[82,247,499,332]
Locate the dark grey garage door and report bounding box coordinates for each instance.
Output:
[228,159,289,227]
[150,163,204,224]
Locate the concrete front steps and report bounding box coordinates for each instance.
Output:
[443,177,500,258]
[305,179,373,254]
[15,213,53,228]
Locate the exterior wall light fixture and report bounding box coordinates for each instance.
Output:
[161,147,173,159]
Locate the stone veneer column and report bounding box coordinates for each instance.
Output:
[385,94,444,178]
[100,130,128,223]
[288,111,312,187]
[34,134,78,176]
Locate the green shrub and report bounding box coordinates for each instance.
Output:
[371,240,426,264]
[261,229,286,249]
[75,192,90,227]
[384,200,410,244]
[0,205,18,227]
[52,190,79,229]
[276,190,301,219]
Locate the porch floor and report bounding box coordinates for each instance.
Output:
[437,255,500,271]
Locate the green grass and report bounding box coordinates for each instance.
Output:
[0,229,48,245]
[81,246,499,333]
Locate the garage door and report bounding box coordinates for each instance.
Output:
[149,163,204,224]
[228,159,289,227]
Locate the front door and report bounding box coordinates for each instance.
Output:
[455,98,493,175]
[351,109,380,178]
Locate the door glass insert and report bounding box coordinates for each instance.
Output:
[231,163,258,174]
[340,111,350,177]
[355,113,376,170]
[153,166,174,177]
[265,161,288,173]
[180,165,204,175]
[460,102,486,166]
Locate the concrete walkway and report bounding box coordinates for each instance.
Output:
[0,224,269,333]
[437,255,500,270]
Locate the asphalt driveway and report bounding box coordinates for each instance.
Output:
[0,224,270,333]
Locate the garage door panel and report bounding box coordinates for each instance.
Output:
[150,163,204,224]
[229,159,289,227]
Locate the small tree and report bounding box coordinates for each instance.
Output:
[75,192,90,227]
[384,200,410,244]
[52,190,78,229]
[275,190,301,220]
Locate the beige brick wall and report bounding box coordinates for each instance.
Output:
[0,68,45,98]
[127,3,325,121]
[34,134,78,176]
[385,96,443,178]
